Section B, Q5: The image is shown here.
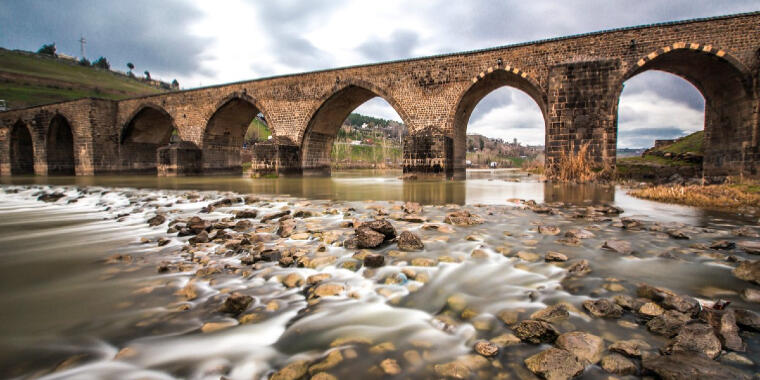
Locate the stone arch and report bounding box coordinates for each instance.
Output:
[450,66,548,174]
[300,81,410,175]
[618,43,755,176]
[10,120,34,175]
[46,114,76,175]
[202,93,267,174]
[121,103,176,173]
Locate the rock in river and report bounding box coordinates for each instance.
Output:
[511,319,559,344]
[444,210,484,226]
[602,240,632,255]
[219,292,253,315]
[356,226,385,248]
[643,352,750,380]
[397,231,424,251]
[600,353,637,376]
[583,298,623,318]
[524,347,584,380]
[147,214,166,226]
[732,259,760,284]
[555,331,604,365]
[663,322,722,359]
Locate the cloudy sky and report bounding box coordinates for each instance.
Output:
[1,1,756,148]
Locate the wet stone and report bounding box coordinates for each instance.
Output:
[602,240,632,255]
[524,347,584,380]
[530,304,569,323]
[600,353,637,376]
[566,259,591,276]
[282,273,304,288]
[312,283,344,298]
[261,210,290,222]
[699,309,745,352]
[664,322,722,359]
[474,340,499,357]
[511,319,559,344]
[609,339,650,358]
[490,333,521,347]
[545,251,568,262]
[497,310,519,325]
[638,302,664,317]
[555,331,604,365]
[734,308,760,331]
[363,253,385,268]
[710,240,736,250]
[234,209,257,219]
[583,298,623,318]
[270,360,309,380]
[397,231,424,251]
[147,214,166,226]
[667,229,690,239]
[444,210,484,226]
[538,225,560,235]
[380,358,401,375]
[647,310,690,337]
[565,228,594,239]
[733,259,760,284]
[740,288,760,303]
[356,226,385,248]
[219,292,253,315]
[643,352,750,380]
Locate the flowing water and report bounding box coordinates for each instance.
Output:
[1,169,758,379]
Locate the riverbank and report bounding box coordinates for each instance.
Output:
[629,183,760,215]
[1,180,759,379]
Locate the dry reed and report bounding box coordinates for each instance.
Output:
[629,184,760,210]
[546,142,610,182]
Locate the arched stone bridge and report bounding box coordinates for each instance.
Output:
[1,12,758,178]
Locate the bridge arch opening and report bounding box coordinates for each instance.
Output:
[617,46,752,177]
[122,105,175,174]
[46,114,75,175]
[203,97,266,175]
[452,69,547,175]
[10,121,34,175]
[302,85,407,176]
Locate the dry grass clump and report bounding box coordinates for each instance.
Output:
[629,184,760,210]
[546,142,610,182]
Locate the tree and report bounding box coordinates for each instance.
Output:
[93,57,110,70]
[37,43,56,56]
[79,57,91,66]
[127,62,134,72]
[144,70,151,80]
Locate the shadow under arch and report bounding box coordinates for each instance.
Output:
[202,92,267,175]
[450,67,548,175]
[300,81,410,176]
[10,120,35,175]
[47,114,76,175]
[121,103,177,174]
[617,43,755,176]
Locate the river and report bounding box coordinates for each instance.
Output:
[1,169,758,379]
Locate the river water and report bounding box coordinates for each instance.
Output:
[1,169,758,379]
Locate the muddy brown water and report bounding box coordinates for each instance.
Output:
[0,169,758,379]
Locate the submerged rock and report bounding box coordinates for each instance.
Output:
[444,210,484,226]
[601,353,637,376]
[608,339,650,358]
[147,214,166,226]
[566,259,591,276]
[545,251,568,262]
[473,341,499,357]
[538,225,560,235]
[733,260,760,284]
[530,304,569,323]
[602,240,632,255]
[363,253,385,268]
[270,360,309,380]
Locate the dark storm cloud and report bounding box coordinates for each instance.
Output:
[358,30,420,62]
[0,0,213,78]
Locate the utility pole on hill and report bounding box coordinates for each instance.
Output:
[79,36,86,59]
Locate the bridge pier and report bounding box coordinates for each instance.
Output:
[157,141,202,176]
[250,139,302,177]
[402,127,455,179]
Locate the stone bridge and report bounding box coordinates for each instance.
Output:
[1,12,758,178]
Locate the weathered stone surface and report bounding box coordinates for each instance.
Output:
[364,219,396,239]
[566,259,591,276]
[524,348,584,380]
[545,251,568,262]
[403,202,422,214]
[261,210,290,222]
[270,360,309,380]
[538,225,560,235]
[147,214,166,226]
[738,240,760,254]
[473,341,499,357]
[444,210,484,226]
[530,304,569,323]
[600,353,637,376]
[734,308,760,331]
[583,298,623,318]
[733,260,760,284]
[642,352,750,380]
[219,292,252,315]
[564,229,594,239]
[234,209,257,219]
[602,240,632,255]
[433,355,489,379]
[312,283,344,298]
[555,331,604,364]
[608,339,650,358]
[511,320,559,344]
[397,231,424,251]
[638,302,664,317]
[700,309,745,352]
[356,226,385,248]
[663,322,722,359]
[363,253,385,268]
[647,310,690,337]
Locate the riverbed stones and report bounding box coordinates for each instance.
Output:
[356,226,385,248]
[234,209,257,219]
[583,298,623,318]
[733,260,760,284]
[663,322,722,359]
[511,320,559,343]
[564,228,595,239]
[270,360,309,380]
[312,283,344,298]
[474,340,499,357]
[363,253,385,268]
[700,309,745,352]
[741,288,760,302]
[403,202,422,214]
[734,308,760,331]
[636,283,700,315]
[530,304,569,323]
[233,219,252,232]
[524,347,584,380]
[38,192,65,202]
[364,219,396,239]
[643,352,750,380]
[600,353,637,376]
[261,210,290,222]
[710,240,736,250]
[620,217,642,229]
[538,225,560,235]
[187,216,210,234]
[733,226,759,237]
[201,320,237,333]
[638,302,665,317]
[282,273,304,288]
[147,214,166,226]
[397,231,424,251]
[433,355,489,379]
[545,251,568,262]
[219,292,253,315]
[379,358,401,375]
[566,259,591,276]
[444,210,484,226]
[555,331,604,364]
[647,310,690,337]
[609,339,650,358]
[602,240,632,255]
[309,350,343,374]
[667,229,691,239]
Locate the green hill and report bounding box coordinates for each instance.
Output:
[0,48,167,109]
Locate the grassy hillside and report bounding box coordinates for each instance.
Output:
[0,48,166,109]
[655,130,703,154]
[244,118,271,142]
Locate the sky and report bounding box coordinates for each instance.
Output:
[1,0,756,148]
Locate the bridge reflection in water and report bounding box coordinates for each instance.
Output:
[0,169,617,206]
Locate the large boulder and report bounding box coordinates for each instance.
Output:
[356,226,385,248]
[663,322,722,359]
[364,219,396,239]
[699,309,745,352]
